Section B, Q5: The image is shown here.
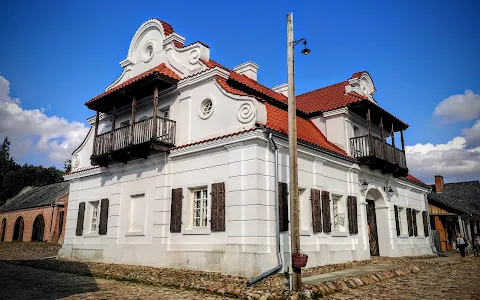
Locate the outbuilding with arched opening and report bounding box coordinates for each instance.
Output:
[0,182,69,243]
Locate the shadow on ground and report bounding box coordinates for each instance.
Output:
[0,260,100,300]
[0,243,99,300]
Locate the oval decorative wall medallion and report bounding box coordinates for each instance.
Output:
[142,42,155,63]
[189,49,200,64]
[199,98,214,119]
[237,102,255,123]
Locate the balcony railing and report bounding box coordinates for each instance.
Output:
[350,135,407,174]
[93,116,176,157]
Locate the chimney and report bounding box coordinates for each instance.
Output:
[272,83,288,96]
[434,175,444,193]
[233,62,259,81]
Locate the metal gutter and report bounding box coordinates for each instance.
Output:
[247,132,283,285]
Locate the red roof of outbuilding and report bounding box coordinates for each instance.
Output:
[85,63,181,105]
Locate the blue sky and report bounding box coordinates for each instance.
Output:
[0,0,479,182]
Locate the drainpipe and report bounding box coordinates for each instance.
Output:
[247,132,282,285]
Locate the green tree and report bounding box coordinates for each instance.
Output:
[0,137,64,206]
[64,159,72,173]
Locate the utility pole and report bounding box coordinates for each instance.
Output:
[287,12,301,291]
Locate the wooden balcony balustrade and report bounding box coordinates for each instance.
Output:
[92,116,176,162]
[350,135,408,177]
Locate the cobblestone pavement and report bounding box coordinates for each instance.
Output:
[0,262,229,300]
[324,258,480,300]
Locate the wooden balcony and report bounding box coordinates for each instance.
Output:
[350,135,408,177]
[91,116,176,167]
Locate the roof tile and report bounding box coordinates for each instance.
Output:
[86,63,181,105]
[264,103,348,157]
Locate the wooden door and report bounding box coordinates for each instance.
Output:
[366,200,380,256]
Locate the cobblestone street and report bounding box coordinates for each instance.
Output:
[325,258,480,300]
[0,262,228,300]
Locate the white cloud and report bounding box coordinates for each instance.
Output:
[462,119,480,149]
[406,133,480,183]
[433,90,480,123]
[0,74,89,166]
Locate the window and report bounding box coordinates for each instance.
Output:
[58,211,64,238]
[399,207,408,235]
[299,188,310,233]
[120,120,130,127]
[199,99,214,119]
[90,201,100,233]
[138,116,149,122]
[332,194,345,231]
[127,194,147,234]
[192,188,208,228]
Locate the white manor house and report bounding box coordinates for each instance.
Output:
[61,18,432,277]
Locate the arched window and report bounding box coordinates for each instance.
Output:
[1,219,6,242]
[31,214,45,242]
[138,116,149,122]
[13,217,24,242]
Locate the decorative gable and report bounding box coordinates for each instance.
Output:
[106,19,211,91]
[345,72,376,102]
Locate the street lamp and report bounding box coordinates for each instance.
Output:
[287,12,310,292]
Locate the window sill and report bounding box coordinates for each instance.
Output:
[331,231,349,237]
[83,232,99,238]
[300,230,311,236]
[183,228,210,235]
[125,231,145,237]
[398,234,409,238]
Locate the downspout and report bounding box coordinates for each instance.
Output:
[248,132,282,285]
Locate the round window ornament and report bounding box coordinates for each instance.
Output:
[199,98,214,119]
[142,43,155,63]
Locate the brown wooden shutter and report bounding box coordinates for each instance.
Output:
[422,211,429,237]
[211,182,226,232]
[278,182,289,232]
[412,209,418,236]
[347,196,358,234]
[76,202,86,236]
[311,189,322,233]
[170,188,183,233]
[394,205,401,236]
[321,191,331,233]
[406,208,413,236]
[98,199,109,235]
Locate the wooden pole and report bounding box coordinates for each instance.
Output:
[110,106,116,152]
[400,130,405,151]
[391,123,395,148]
[367,109,372,155]
[130,97,136,145]
[93,111,100,156]
[152,87,159,138]
[379,116,384,141]
[287,12,301,291]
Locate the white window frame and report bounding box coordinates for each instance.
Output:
[191,188,208,229]
[331,194,346,234]
[183,182,211,235]
[298,187,311,236]
[126,193,147,236]
[83,200,101,237]
[399,207,408,237]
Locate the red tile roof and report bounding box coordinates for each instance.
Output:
[406,174,426,186]
[264,104,348,157]
[156,19,174,36]
[173,128,259,150]
[296,81,368,114]
[85,63,181,105]
[351,71,366,79]
[215,77,248,96]
[228,71,288,105]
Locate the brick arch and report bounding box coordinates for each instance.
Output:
[1,218,6,242]
[13,216,24,242]
[31,214,45,242]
